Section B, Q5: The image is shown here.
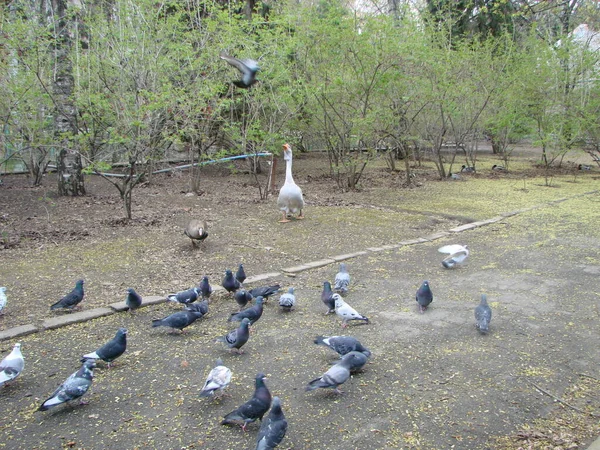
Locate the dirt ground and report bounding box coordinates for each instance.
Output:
[0,149,599,449]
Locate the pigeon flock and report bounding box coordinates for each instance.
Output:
[0,243,491,449]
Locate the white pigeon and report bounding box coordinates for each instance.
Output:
[438,244,469,269]
[0,287,7,315]
[333,294,369,328]
[0,343,24,387]
[334,263,351,295]
[200,359,232,398]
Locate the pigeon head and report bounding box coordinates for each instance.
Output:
[332,293,344,308]
[339,263,347,272]
[225,269,233,277]
[118,328,128,335]
[287,287,294,294]
[76,280,84,287]
[255,296,264,305]
[323,281,331,290]
[127,288,135,294]
[241,318,251,327]
[271,396,282,412]
[14,343,21,351]
[0,287,5,293]
[82,360,96,370]
[256,372,268,383]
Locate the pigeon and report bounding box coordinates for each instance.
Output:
[222,372,271,431]
[167,287,199,305]
[314,335,371,358]
[333,294,369,328]
[0,343,24,387]
[475,294,492,334]
[81,328,127,368]
[222,269,241,294]
[416,281,433,313]
[492,164,507,171]
[255,396,288,450]
[220,52,260,89]
[334,263,351,295]
[185,299,209,316]
[236,264,247,285]
[321,281,335,314]
[126,288,143,313]
[198,276,212,300]
[278,288,296,311]
[229,296,264,326]
[151,310,204,333]
[184,219,208,247]
[248,285,281,301]
[200,358,232,398]
[305,352,360,394]
[216,317,251,353]
[38,360,95,411]
[0,287,6,315]
[50,279,85,311]
[578,164,592,170]
[235,289,254,310]
[344,351,369,373]
[438,244,470,269]
[461,165,476,173]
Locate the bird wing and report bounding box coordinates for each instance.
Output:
[438,244,466,254]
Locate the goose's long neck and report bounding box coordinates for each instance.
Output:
[285,156,294,184]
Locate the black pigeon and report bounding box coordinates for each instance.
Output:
[305,352,360,394]
[344,351,369,373]
[81,328,127,368]
[216,318,250,353]
[50,279,85,311]
[236,264,247,285]
[228,296,264,326]
[185,299,209,317]
[255,396,288,450]
[222,269,241,294]
[38,360,95,411]
[167,287,199,305]
[314,335,371,358]
[198,276,212,300]
[222,372,272,431]
[220,53,260,89]
[248,285,281,301]
[235,289,253,310]
[475,294,492,334]
[416,281,433,313]
[126,288,143,313]
[321,281,335,314]
[151,310,204,333]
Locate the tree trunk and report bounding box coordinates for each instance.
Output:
[57,149,86,196]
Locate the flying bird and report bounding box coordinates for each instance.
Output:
[216,317,251,353]
[198,276,212,300]
[334,263,351,295]
[151,310,204,333]
[38,360,95,411]
[235,289,254,310]
[184,219,208,247]
[81,328,127,368]
[229,296,264,326]
[0,287,6,315]
[278,287,296,311]
[126,288,143,313]
[236,264,247,285]
[305,352,360,394]
[416,281,433,313]
[277,143,304,223]
[222,269,241,294]
[167,287,199,305]
[50,279,85,311]
[220,52,260,89]
[438,244,470,269]
[0,343,24,387]
[255,396,288,450]
[475,294,492,334]
[321,281,335,314]
[222,372,272,431]
[333,294,369,328]
[200,358,232,398]
[314,335,371,358]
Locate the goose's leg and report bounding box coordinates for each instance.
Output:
[278,211,290,223]
[297,209,304,220]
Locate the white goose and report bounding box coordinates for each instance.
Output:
[277,143,304,223]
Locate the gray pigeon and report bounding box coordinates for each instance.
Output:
[236,263,247,285]
[416,281,433,313]
[184,219,208,247]
[200,358,232,398]
[475,294,492,334]
[321,281,335,314]
[0,343,24,387]
[216,317,250,353]
[198,276,212,300]
[167,287,199,305]
[278,288,296,311]
[255,396,288,450]
[235,289,253,310]
[439,244,469,269]
[333,294,369,328]
[344,351,369,373]
[0,287,6,315]
[314,335,371,358]
[229,296,264,326]
[222,269,241,294]
[222,373,271,431]
[81,328,127,368]
[220,53,260,89]
[151,310,204,333]
[305,352,360,394]
[50,279,84,311]
[334,263,350,295]
[38,360,95,411]
[126,288,142,313]
[185,299,208,317]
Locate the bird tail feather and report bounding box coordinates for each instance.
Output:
[151,319,163,327]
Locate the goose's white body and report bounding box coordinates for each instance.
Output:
[277,144,304,222]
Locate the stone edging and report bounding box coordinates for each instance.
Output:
[0,190,596,342]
